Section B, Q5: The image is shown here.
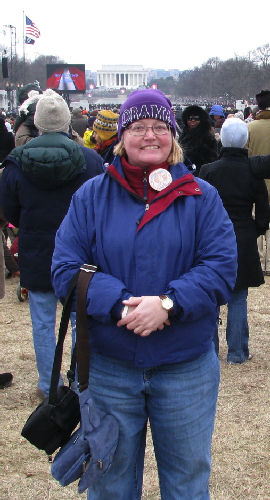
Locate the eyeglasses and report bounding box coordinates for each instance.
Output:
[187,116,200,121]
[127,123,171,136]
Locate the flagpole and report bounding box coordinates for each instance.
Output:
[22,10,25,83]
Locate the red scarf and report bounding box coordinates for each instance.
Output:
[121,157,169,203]
[94,136,117,154]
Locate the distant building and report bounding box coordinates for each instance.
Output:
[148,69,180,80]
[85,70,97,86]
[96,65,148,89]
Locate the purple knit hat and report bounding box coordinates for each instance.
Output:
[118,89,177,139]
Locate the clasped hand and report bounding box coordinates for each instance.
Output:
[117,296,170,337]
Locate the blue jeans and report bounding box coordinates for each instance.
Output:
[87,346,220,500]
[28,290,59,396]
[28,291,76,395]
[226,289,249,363]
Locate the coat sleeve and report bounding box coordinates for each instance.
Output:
[249,155,270,179]
[80,146,105,176]
[165,183,238,322]
[253,177,270,236]
[198,163,210,180]
[0,162,21,227]
[51,180,132,323]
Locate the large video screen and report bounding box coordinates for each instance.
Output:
[46,64,86,93]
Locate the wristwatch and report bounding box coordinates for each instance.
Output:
[159,295,174,316]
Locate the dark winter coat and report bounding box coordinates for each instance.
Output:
[200,147,270,290]
[249,154,270,179]
[179,105,218,174]
[0,132,104,291]
[0,118,15,163]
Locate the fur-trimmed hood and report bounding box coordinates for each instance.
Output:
[13,90,42,137]
[181,105,212,131]
[18,90,41,117]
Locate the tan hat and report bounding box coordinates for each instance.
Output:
[34,89,71,133]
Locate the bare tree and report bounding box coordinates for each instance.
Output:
[251,44,270,67]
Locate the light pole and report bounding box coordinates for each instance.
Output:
[3,25,16,83]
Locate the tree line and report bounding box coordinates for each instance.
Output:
[149,45,270,103]
[1,44,270,103]
[0,53,65,95]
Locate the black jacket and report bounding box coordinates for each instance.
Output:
[200,147,270,290]
[179,105,218,174]
[0,119,15,163]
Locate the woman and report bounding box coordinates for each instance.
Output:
[179,105,218,174]
[13,83,42,146]
[200,118,269,364]
[52,89,237,499]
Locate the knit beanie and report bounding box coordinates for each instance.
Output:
[118,89,177,139]
[93,110,118,141]
[34,89,71,133]
[255,90,270,110]
[220,118,248,148]
[209,104,225,117]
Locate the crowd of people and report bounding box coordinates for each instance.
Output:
[0,84,270,499]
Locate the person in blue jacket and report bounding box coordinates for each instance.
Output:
[52,89,237,500]
[0,89,104,399]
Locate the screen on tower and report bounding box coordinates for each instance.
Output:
[46,64,86,93]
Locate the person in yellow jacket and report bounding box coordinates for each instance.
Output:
[83,116,97,149]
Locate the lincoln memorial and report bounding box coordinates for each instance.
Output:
[96,65,148,89]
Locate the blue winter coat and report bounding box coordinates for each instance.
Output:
[52,157,237,366]
[0,132,104,291]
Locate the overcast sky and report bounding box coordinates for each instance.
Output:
[1,1,270,72]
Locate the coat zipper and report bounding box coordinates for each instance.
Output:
[143,170,149,210]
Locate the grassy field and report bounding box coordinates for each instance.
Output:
[0,276,270,500]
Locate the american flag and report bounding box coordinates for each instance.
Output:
[25,16,40,39]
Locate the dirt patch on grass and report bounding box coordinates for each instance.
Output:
[1,277,270,499]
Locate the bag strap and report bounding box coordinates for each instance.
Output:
[48,264,97,404]
[67,344,77,387]
[76,264,97,392]
[48,270,80,405]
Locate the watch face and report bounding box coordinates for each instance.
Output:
[162,297,174,310]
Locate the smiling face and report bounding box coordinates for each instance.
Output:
[122,118,173,168]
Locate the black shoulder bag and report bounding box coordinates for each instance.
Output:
[50,264,119,493]
[21,264,97,457]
